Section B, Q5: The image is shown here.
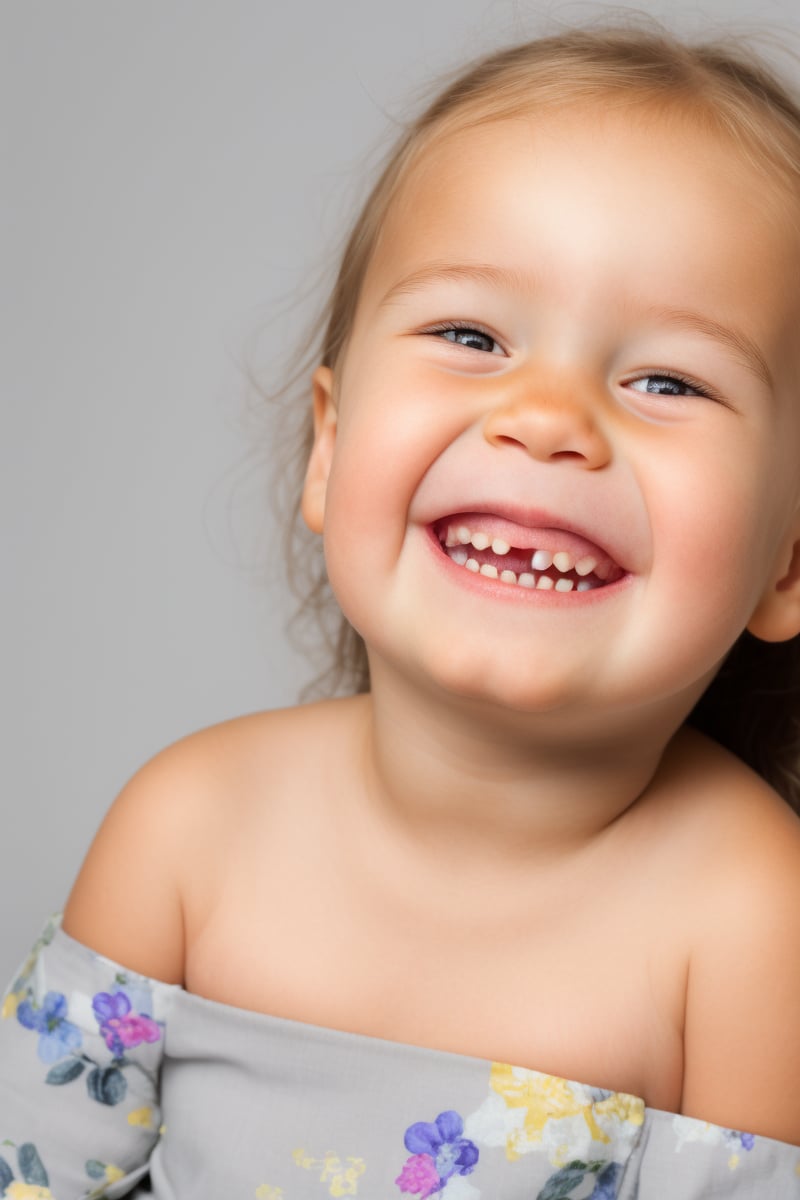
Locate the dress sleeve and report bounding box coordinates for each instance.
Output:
[0,915,172,1198]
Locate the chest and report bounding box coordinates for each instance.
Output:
[184,825,687,1112]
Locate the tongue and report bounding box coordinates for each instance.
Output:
[465,545,536,574]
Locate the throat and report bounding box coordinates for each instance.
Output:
[362,678,660,863]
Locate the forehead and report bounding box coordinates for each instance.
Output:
[358,104,799,336]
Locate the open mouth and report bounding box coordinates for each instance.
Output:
[432,513,625,593]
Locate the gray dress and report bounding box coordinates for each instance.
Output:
[2,917,798,1198]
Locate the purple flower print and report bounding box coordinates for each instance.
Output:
[92,990,161,1056]
[16,990,83,1063]
[721,1128,756,1156]
[396,1110,479,1196]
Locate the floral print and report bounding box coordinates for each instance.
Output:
[464,1062,645,1167]
[396,1152,441,1196]
[0,1143,52,1199]
[3,919,800,1198]
[2,918,165,1196]
[396,1110,479,1197]
[392,1076,646,1199]
[92,991,161,1056]
[6,924,163,1116]
[457,1064,649,1198]
[292,1148,366,1196]
[16,992,82,1064]
[670,1113,757,1173]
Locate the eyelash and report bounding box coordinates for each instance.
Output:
[423,320,504,354]
[423,322,720,402]
[625,369,717,402]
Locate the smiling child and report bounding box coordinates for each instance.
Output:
[2,23,800,1199]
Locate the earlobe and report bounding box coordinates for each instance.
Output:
[747,535,800,643]
[301,365,337,535]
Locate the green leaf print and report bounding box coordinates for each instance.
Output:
[538,1161,589,1200]
[46,1057,85,1085]
[18,1142,49,1187]
[87,1065,127,1105]
[0,1157,14,1190]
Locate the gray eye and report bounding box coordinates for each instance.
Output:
[630,375,698,397]
[442,328,500,354]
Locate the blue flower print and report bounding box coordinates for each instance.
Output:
[16,989,82,1063]
[397,1109,479,1194]
[588,1161,623,1199]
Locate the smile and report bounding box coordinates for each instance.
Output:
[433,517,624,593]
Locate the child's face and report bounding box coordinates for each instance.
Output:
[304,103,800,724]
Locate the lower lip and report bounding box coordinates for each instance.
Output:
[423,526,631,606]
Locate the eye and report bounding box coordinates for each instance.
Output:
[627,372,710,399]
[425,321,504,355]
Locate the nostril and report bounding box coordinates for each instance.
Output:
[493,435,527,448]
[493,435,586,460]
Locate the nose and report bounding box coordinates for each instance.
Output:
[483,379,612,469]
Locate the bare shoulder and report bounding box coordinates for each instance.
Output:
[674,730,800,1144]
[62,697,361,984]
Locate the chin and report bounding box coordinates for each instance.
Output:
[413,641,587,716]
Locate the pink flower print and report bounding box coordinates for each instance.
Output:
[92,990,161,1056]
[395,1152,441,1197]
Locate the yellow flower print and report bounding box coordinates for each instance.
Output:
[127,1105,156,1129]
[484,1063,644,1161]
[4,1185,53,1200]
[85,1159,127,1198]
[594,1092,645,1128]
[1,989,25,1020]
[255,1186,285,1199]
[292,1147,366,1196]
[489,1064,592,1159]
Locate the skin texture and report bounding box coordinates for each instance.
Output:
[65,102,800,1143]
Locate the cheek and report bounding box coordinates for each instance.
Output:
[324,380,461,538]
[317,433,422,636]
[645,441,782,635]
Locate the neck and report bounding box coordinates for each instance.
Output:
[352,657,693,870]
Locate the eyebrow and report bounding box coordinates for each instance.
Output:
[643,306,773,390]
[378,261,773,390]
[378,262,534,306]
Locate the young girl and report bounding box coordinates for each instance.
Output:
[3,23,800,1199]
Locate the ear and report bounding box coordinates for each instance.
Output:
[747,527,800,642]
[301,365,337,535]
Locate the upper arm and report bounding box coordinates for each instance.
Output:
[681,799,800,1145]
[62,735,213,985]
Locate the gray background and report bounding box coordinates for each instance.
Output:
[3,0,799,974]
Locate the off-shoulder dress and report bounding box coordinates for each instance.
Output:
[2,917,798,1198]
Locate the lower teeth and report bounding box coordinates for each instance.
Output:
[445,547,596,591]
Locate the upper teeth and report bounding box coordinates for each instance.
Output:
[443,523,598,577]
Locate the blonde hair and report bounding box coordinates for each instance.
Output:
[271,20,800,807]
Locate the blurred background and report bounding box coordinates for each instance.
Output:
[3,0,799,969]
